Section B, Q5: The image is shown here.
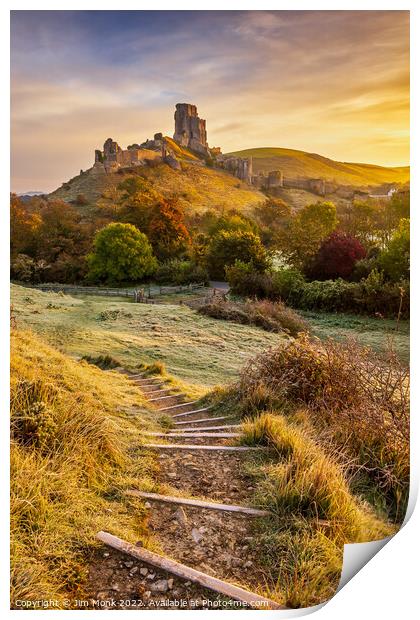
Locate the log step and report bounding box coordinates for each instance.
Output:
[96,532,283,609]
[171,424,241,432]
[172,406,211,419]
[144,432,241,438]
[145,388,172,396]
[148,393,185,402]
[126,490,270,516]
[158,400,199,412]
[143,443,261,452]
[174,415,235,426]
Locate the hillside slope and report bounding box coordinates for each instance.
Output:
[49,160,266,215]
[227,147,410,186]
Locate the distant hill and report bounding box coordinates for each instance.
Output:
[226,147,410,187]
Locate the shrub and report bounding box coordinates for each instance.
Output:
[378,218,410,282]
[155,259,209,285]
[206,230,269,279]
[87,223,158,284]
[307,231,366,280]
[227,264,409,319]
[225,260,276,297]
[198,297,308,337]
[74,194,88,206]
[238,335,409,521]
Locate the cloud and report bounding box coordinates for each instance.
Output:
[10,10,409,192]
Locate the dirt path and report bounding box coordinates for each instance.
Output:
[88,372,281,610]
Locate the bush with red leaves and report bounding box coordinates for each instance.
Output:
[307,231,366,280]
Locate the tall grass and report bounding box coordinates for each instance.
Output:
[241,412,395,607]
[10,330,158,607]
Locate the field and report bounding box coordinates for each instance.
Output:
[227,147,410,186]
[11,284,286,390]
[302,310,409,364]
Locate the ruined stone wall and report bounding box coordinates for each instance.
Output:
[94,138,163,173]
[219,156,253,183]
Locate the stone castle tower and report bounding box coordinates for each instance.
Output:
[173,103,210,157]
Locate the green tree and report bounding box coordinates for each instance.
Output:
[378,218,410,282]
[252,198,291,247]
[278,201,337,269]
[87,223,157,284]
[206,230,269,279]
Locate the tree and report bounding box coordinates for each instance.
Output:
[87,223,158,284]
[378,219,409,282]
[10,194,41,257]
[206,230,269,279]
[278,201,337,269]
[147,198,191,261]
[252,198,291,247]
[307,231,367,280]
[36,200,94,282]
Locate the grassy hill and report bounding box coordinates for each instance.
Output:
[227,147,410,187]
[49,150,265,216]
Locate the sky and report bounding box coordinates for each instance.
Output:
[11,10,409,193]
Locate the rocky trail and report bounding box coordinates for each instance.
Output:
[89,371,283,610]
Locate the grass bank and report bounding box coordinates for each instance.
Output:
[10,329,161,607]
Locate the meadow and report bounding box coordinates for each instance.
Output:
[301,310,409,364]
[11,284,287,390]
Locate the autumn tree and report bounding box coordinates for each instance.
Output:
[307,231,367,280]
[206,230,269,279]
[87,223,157,284]
[10,194,41,257]
[147,198,191,261]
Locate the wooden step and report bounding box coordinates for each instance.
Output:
[143,443,261,452]
[97,532,283,609]
[171,424,241,432]
[158,400,199,412]
[128,373,148,379]
[174,415,235,426]
[144,432,241,438]
[126,490,270,516]
[145,388,172,396]
[148,393,184,402]
[172,406,211,419]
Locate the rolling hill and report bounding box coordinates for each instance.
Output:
[49,160,266,216]
[226,147,410,187]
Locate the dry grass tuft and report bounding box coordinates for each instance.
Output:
[198,297,308,337]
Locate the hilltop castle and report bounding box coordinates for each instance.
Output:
[91,103,331,197]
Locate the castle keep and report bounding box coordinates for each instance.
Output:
[91,103,331,197]
[173,103,210,157]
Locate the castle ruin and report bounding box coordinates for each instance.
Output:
[91,103,340,198]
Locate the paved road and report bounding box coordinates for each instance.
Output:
[209,281,230,291]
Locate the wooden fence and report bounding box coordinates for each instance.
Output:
[23,282,207,301]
